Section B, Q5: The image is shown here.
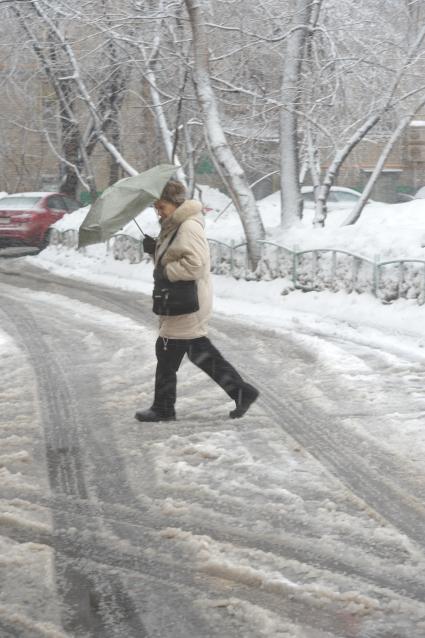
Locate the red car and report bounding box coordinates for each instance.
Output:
[0,192,80,249]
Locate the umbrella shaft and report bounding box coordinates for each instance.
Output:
[133,218,145,237]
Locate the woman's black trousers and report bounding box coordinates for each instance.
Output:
[152,336,244,417]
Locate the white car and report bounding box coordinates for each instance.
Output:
[301,186,373,210]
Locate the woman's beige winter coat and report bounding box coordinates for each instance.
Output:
[154,199,212,339]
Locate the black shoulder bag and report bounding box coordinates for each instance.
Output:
[152,226,200,316]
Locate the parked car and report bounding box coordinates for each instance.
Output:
[0,192,80,249]
[301,186,374,210]
[396,192,415,203]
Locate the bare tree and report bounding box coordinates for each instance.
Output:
[345,96,425,225]
[184,0,265,267]
[12,3,89,197]
[2,0,425,239]
[280,0,321,227]
[27,0,138,177]
[314,20,425,225]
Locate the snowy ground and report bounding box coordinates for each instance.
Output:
[0,319,65,637]
[1,255,425,636]
[1,187,425,636]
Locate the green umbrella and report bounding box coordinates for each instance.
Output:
[78,164,178,248]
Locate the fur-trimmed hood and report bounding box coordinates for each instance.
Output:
[160,199,204,233]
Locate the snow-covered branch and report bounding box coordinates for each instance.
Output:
[184,0,265,267]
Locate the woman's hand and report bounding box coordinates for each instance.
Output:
[143,234,157,255]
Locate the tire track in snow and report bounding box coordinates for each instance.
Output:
[0,294,149,638]
[3,477,425,609]
[0,272,366,638]
[217,322,425,549]
[2,308,88,501]
[0,621,22,638]
[0,521,374,638]
[2,283,314,638]
[2,263,425,636]
[9,260,425,538]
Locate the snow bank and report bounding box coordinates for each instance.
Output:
[276,199,425,261]
[53,205,89,231]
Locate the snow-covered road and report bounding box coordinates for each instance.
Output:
[1,260,425,637]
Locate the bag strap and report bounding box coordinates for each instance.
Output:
[157,225,180,265]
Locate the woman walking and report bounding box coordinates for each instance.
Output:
[135,180,259,422]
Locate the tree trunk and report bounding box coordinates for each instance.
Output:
[345,100,425,225]
[29,0,138,177]
[314,113,381,225]
[60,116,81,197]
[100,30,128,186]
[280,0,318,227]
[184,0,264,268]
[57,77,84,198]
[144,66,187,185]
[135,0,187,184]
[14,5,84,198]
[184,123,196,197]
[306,127,324,227]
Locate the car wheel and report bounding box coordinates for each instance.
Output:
[38,229,52,251]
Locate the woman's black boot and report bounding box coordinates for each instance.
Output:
[135,408,176,422]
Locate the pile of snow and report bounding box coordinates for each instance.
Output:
[270,197,425,261]
[203,187,425,263]
[54,205,89,231]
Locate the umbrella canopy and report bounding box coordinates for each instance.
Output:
[78,164,177,247]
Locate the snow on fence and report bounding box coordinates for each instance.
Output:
[110,233,143,263]
[49,229,425,305]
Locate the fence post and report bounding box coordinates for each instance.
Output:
[257,240,263,262]
[398,261,405,299]
[256,240,263,275]
[50,228,60,246]
[422,263,425,305]
[312,250,318,281]
[372,254,380,297]
[352,256,361,292]
[214,241,219,273]
[292,246,299,288]
[331,251,337,289]
[230,240,235,275]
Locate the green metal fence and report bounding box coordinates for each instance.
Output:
[49,230,425,305]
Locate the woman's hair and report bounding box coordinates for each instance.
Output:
[160,180,186,206]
